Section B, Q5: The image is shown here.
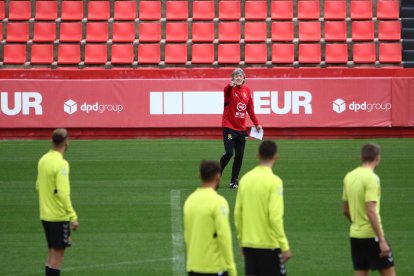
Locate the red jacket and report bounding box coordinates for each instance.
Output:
[222,84,259,131]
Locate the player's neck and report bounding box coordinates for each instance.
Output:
[361,162,376,170]
[53,147,65,155]
[259,160,274,168]
[201,181,217,189]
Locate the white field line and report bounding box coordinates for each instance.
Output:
[9,257,173,276]
[170,189,185,276]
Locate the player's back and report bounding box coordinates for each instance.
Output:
[183,188,229,272]
[237,166,284,248]
[343,166,382,238]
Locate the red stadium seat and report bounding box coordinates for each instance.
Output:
[165,44,187,64]
[0,24,2,41]
[219,22,241,42]
[111,44,134,64]
[352,21,374,41]
[272,43,294,64]
[139,1,161,20]
[58,44,81,64]
[299,44,321,64]
[114,1,137,21]
[138,22,161,42]
[377,0,399,20]
[166,22,188,42]
[378,21,401,41]
[9,1,31,21]
[324,0,346,20]
[33,22,56,42]
[61,1,84,21]
[245,1,267,20]
[112,22,135,43]
[0,2,4,20]
[350,0,373,20]
[325,43,348,64]
[4,44,27,64]
[245,44,267,64]
[353,43,376,63]
[379,43,402,63]
[272,21,294,42]
[244,22,267,42]
[192,22,215,42]
[166,1,188,21]
[35,1,58,21]
[298,0,320,20]
[299,21,321,42]
[271,1,293,20]
[86,22,109,42]
[6,23,29,43]
[192,44,214,64]
[324,21,347,42]
[84,44,108,64]
[60,22,83,42]
[193,1,215,20]
[219,1,241,20]
[88,1,110,21]
[218,44,240,64]
[138,44,160,64]
[31,44,54,65]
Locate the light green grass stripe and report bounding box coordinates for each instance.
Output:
[170,189,185,275]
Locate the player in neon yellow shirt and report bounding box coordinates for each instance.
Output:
[342,143,395,276]
[235,140,292,276]
[183,160,237,276]
[36,128,79,276]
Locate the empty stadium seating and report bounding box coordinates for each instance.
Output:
[35,1,58,21]
[193,1,215,20]
[31,44,54,65]
[0,0,405,68]
[114,1,136,21]
[33,23,56,43]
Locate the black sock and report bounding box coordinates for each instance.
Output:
[231,155,243,182]
[45,266,60,276]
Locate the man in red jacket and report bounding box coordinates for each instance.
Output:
[220,68,261,189]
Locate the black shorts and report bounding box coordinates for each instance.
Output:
[350,238,395,271]
[42,221,71,249]
[243,247,286,276]
[188,272,228,276]
[222,128,248,153]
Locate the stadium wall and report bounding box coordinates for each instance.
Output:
[0,68,413,139]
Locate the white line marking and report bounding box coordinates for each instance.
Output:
[8,257,173,276]
[170,189,185,276]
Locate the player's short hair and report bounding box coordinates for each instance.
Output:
[232,68,245,78]
[52,128,68,146]
[361,143,380,162]
[200,160,221,182]
[258,140,278,160]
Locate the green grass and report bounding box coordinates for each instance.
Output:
[0,138,413,275]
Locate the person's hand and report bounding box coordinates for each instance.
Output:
[230,80,235,87]
[71,220,79,231]
[282,250,292,263]
[379,240,390,258]
[255,125,262,131]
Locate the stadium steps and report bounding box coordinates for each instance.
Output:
[401,2,414,68]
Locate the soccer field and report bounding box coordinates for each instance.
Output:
[0,138,413,276]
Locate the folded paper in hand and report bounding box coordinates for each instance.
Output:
[250,127,264,140]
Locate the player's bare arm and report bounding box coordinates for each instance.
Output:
[343,201,352,222]
[366,201,390,258]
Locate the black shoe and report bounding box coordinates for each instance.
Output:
[229,180,238,189]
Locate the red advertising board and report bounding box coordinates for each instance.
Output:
[0,78,412,128]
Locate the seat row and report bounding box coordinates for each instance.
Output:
[0,0,400,22]
[1,42,402,66]
[0,20,401,43]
